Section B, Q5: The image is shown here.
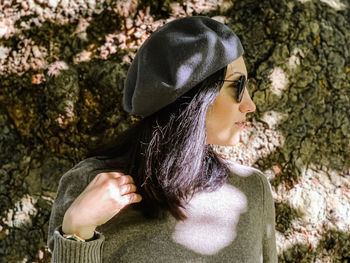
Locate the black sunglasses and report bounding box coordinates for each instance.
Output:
[218,75,249,103]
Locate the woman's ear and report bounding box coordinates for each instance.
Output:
[206,103,214,116]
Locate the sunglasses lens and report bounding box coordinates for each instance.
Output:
[237,76,246,102]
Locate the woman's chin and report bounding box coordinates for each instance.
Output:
[228,133,241,146]
[206,129,242,146]
[207,133,241,146]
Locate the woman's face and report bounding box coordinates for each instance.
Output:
[206,56,256,146]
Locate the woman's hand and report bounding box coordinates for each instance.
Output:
[62,172,142,239]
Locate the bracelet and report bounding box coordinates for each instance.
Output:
[63,233,86,242]
[60,227,97,242]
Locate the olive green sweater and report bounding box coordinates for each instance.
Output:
[47,157,277,262]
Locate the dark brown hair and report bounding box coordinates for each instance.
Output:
[88,65,231,220]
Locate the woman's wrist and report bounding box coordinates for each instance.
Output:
[62,225,96,240]
[59,226,97,242]
[62,214,96,240]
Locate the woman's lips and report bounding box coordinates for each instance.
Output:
[234,121,250,129]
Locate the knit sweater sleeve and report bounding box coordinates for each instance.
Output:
[258,172,278,262]
[47,158,105,263]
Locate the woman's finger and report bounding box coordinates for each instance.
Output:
[120,193,142,206]
[107,172,124,179]
[117,175,135,185]
[120,184,137,195]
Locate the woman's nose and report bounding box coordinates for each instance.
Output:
[239,90,256,113]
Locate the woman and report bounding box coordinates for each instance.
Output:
[48,16,277,262]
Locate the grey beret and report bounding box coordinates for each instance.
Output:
[123,16,244,117]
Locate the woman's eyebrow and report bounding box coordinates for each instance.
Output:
[226,72,247,80]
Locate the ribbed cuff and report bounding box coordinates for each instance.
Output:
[51,226,105,263]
